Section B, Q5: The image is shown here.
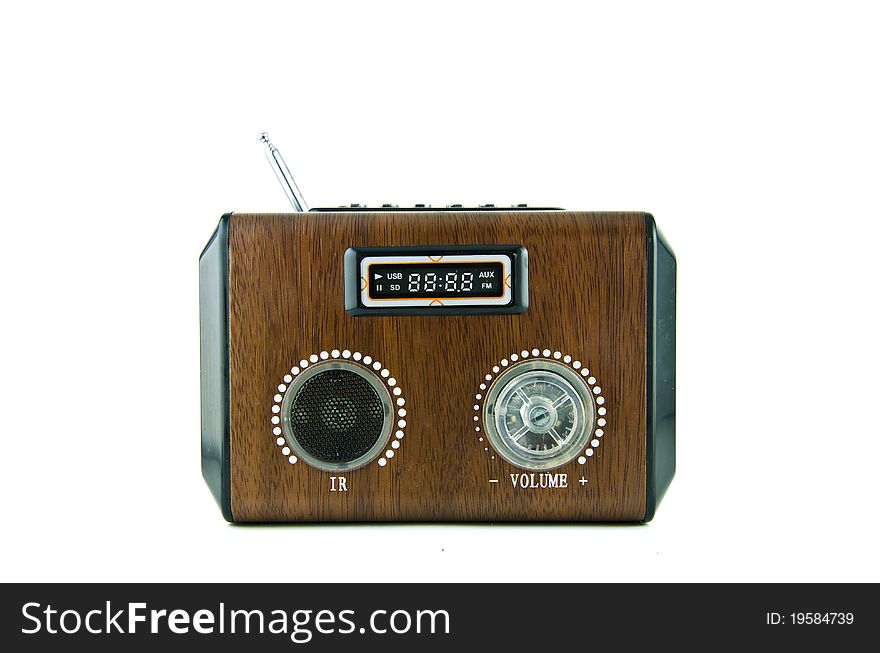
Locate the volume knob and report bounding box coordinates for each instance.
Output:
[483,360,595,470]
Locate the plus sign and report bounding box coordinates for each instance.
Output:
[578,477,589,486]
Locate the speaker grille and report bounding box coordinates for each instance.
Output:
[287,368,386,465]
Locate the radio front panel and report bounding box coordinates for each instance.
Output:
[200,210,675,522]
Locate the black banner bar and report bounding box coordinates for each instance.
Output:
[1,583,875,650]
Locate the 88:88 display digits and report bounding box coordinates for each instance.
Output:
[407,271,474,293]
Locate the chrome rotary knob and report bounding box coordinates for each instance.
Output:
[484,360,595,470]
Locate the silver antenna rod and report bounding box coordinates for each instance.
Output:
[258,132,309,212]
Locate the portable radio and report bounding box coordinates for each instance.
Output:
[199,134,676,523]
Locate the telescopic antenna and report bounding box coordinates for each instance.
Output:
[258,132,309,212]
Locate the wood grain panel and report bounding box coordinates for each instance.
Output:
[228,211,647,521]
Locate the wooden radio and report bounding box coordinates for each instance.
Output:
[199,135,676,523]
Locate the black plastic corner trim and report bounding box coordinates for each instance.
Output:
[199,213,233,522]
[642,214,677,523]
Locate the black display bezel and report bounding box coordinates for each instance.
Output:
[344,245,529,316]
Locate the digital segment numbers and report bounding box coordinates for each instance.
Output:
[358,253,514,308]
[369,262,504,299]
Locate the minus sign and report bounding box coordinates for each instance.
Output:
[488,479,499,483]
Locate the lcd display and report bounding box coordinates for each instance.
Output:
[346,248,527,314]
[368,262,504,299]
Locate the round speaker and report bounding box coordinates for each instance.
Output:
[483,359,595,470]
[280,361,393,471]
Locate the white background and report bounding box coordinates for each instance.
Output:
[1,1,878,583]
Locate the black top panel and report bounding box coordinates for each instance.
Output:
[311,205,563,212]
